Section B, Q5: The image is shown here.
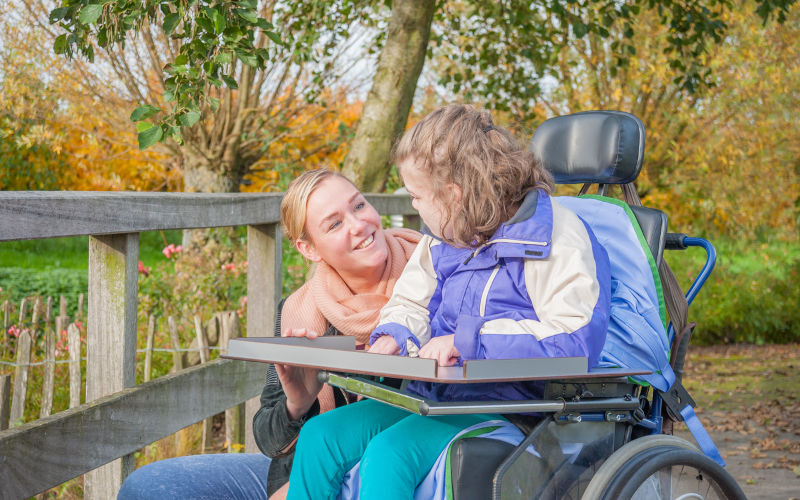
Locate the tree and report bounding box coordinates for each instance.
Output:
[21,0,381,194]
[342,0,797,191]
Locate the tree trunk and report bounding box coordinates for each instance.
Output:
[341,0,436,192]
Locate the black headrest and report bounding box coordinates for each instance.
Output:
[529,110,645,184]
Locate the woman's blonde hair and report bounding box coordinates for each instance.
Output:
[392,104,553,248]
[280,169,356,243]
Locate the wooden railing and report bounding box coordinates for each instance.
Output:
[0,191,417,499]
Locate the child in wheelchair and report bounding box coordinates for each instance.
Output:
[285,103,612,499]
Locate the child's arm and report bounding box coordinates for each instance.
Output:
[455,207,611,365]
[369,235,439,356]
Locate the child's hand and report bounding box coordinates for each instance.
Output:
[419,334,460,366]
[368,335,400,355]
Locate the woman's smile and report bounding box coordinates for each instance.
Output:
[354,234,375,250]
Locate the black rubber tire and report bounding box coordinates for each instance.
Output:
[581,434,699,499]
[602,447,746,500]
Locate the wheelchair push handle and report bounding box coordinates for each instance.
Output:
[665,232,688,250]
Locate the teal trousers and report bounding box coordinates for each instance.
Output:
[286,399,500,500]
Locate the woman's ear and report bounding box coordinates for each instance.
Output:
[295,238,322,262]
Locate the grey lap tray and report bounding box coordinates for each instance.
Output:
[222,336,649,383]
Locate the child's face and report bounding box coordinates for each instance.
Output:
[399,159,454,240]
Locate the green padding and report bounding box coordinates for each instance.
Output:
[445,426,502,500]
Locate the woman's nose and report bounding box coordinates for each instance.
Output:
[348,214,368,233]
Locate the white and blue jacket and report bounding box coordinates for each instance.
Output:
[370,190,611,403]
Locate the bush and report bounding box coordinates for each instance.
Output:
[665,239,800,344]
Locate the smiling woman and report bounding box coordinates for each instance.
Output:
[117,169,421,500]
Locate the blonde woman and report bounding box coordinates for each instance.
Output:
[117,170,420,499]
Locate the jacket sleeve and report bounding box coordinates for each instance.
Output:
[454,203,610,366]
[252,363,321,458]
[369,235,439,356]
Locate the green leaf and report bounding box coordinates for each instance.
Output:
[53,34,68,55]
[130,104,162,122]
[138,124,163,150]
[236,50,259,67]
[49,7,69,24]
[208,97,221,112]
[222,75,238,89]
[211,8,226,33]
[78,4,104,25]
[179,111,201,127]
[137,121,154,132]
[265,31,283,46]
[163,13,181,35]
[215,51,233,64]
[174,54,189,66]
[572,22,589,38]
[235,9,259,24]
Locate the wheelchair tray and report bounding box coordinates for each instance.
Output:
[223,336,650,383]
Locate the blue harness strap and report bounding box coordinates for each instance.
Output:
[681,405,726,466]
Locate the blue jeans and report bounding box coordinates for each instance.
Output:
[117,453,271,500]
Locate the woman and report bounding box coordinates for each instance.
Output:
[117,169,421,499]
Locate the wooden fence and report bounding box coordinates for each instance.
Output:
[0,191,417,499]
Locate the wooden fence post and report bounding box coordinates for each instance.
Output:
[194,314,214,452]
[144,315,155,383]
[245,223,281,452]
[59,295,67,319]
[0,373,10,431]
[84,233,139,499]
[2,300,9,353]
[18,298,27,325]
[168,316,183,371]
[221,311,245,452]
[40,320,56,418]
[9,330,32,427]
[67,323,81,409]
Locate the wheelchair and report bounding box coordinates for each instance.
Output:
[319,110,745,499]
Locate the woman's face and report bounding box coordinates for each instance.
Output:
[399,159,455,240]
[297,176,388,275]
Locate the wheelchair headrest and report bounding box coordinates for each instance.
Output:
[529,110,645,185]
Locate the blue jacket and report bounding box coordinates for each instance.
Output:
[370,190,611,402]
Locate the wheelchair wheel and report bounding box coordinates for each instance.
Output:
[599,447,745,500]
[581,434,699,499]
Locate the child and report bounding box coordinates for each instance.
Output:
[286,104,611,500]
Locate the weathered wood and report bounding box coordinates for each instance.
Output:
[168,316,183,371]
[194,315,210,364]
[85,233,139,499]
[45,296,53,323]
[67,324,81,409]
[0,192,413,242]
[40,325,56,418]
[222,312,244,452]
[2,299,9,329]
[19,297,27,325]
[144,315,155,383]
[59,295,67,319]
[0,359,264,498]
[32,296,42,328]
[9,330,32,426]
[0,374,11,431]
[245,222,281,452]
[78,292,84,323]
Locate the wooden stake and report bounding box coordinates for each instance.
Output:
[223,312,244,452]
[193,315,210,364]
[9,330,32,426]
[168,316,182,371]
[67,324,81,409]
[59,295,67,319]
[144,315,155,382]
[0,374,11,431]
[40,323,56,418]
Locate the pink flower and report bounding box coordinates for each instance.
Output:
[138,261,151,275]
[162,244,182,259]
[7,325,20,338]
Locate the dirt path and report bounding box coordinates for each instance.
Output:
[676,344,800,499]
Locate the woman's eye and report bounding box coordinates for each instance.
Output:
[355,202,365,210]
[328,221,341,231]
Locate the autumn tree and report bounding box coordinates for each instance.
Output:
[19,0,381,194]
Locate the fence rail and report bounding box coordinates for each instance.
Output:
[0,191,417,499]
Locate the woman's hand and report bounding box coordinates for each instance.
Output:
[276,328,324,420]
[368,334,401,355]
[418,334,460,366]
